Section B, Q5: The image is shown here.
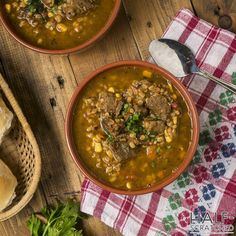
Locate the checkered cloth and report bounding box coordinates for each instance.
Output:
[81,8,236,236]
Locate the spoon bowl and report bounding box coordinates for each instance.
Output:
[149,38,236,94]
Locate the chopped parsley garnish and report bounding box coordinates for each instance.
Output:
[123,103,130,113]
[125,112,144,133]
[151,160,157,169]
[107,135,114,143]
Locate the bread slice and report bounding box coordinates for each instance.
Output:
[0,159,17,212]
[0,96,13,144]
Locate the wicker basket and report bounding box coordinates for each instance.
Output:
[0,74,41,221]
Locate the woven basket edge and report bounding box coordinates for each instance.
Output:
[0,74,42,221]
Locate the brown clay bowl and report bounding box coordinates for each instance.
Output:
[65,60,200,195]
[0,0,121,55]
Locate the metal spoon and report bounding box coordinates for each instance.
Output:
[149,38,236,94]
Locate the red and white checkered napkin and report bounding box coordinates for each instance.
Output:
[81,8,236,236]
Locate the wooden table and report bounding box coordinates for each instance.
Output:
[0,0,235,235]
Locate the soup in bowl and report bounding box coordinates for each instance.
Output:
[65,61,199,195]
[0,0,121,54]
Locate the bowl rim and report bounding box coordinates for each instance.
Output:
[0,0,121,55]
[65,60,200,195]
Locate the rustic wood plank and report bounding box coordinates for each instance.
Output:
[122,0,193,59]
[0,25,82,235]
[191,0,236,33]
[0,4,137,236]
[0,25,81,198]
[82,217,121,236]
[69,5,141,79]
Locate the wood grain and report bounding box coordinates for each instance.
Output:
[69,6,141,80]
[191,0,236,33]
[123,0,193,59]
[0,0,196,235]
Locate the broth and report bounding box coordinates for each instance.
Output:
[72,66,192,190]
[3,0,115,50]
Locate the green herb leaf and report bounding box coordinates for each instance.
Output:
[123,103,129,113]
[156,146,161,154]
[132,112,140,121]
[107,135,114,143]
[125,112,144,133]
[55,0,65,5]
[151,160,157,169]
[27,201,84,236]
[27,215,45,236]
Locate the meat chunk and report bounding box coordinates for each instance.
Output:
[109,141,134,162]
[100,117,119,136]
[143,120,165,134]
[133,104,148,116]
[115,100,123,117]
[146,95,170,120]
[97,92,124,117]
[67,0,98,15]
[97,92,116,114]
[63,5,76,20]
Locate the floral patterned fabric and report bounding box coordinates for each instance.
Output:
[81,9,236,236]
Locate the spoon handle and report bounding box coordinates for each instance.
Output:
[197,69,236,94]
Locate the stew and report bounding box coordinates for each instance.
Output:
[72,66,192,190]
[3,0,115,49]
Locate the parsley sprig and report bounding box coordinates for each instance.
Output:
[27,201,84,236]
[125,112,144,133]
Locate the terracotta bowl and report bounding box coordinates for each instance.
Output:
[0,1,121,55]
[65,60,200,195]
